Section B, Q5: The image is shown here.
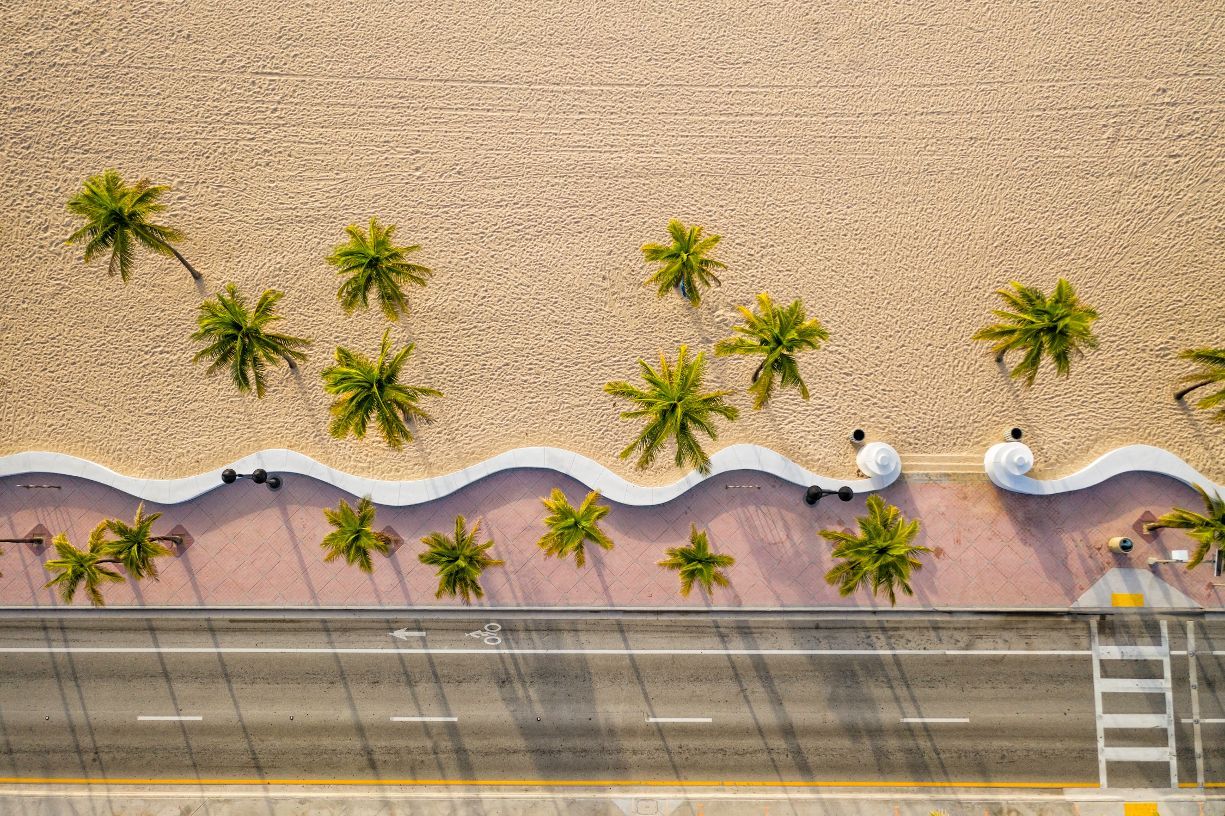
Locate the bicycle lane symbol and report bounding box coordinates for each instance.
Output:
[466,622,502,646]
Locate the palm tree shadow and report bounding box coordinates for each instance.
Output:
[711,619,813,794]
[587,563,684,783]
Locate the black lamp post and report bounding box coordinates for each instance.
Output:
[221,467,282,491]
[804,485,854,505]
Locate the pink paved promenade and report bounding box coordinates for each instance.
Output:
[0,469,1219,609]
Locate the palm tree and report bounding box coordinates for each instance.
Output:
[658,524,734,597]
[321,328,442,449]
[191,284,311,398]
[972,278,1100,386]
[43,525,125,607]
[419,515,503,603]
[327,218,431,321]
[714,292,830,409]
[538,489,614,567]
[321,496,392,573]
[101,503,178,580]
[604,345,739,475]
[822,495,928,605]
[1175,348,1225,422]
[1144,485,1225,569]
[66,169,200,281]
[642,220,725,307]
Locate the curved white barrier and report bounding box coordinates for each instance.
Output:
[984,442,1224,496]
[0,443,902,507]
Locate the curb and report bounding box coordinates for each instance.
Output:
[0,605,1221,619]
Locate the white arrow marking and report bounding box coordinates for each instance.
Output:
[390,629,427,640]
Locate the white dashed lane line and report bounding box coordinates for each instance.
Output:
[137,715,202,721]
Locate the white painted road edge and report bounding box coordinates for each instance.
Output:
[0,443,901,506]
[0,646,1093,656]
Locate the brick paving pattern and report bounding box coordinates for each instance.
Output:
[0,470,1219,609]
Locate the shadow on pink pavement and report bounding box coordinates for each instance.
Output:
[0,469,1217,609]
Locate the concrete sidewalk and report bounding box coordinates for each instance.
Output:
[0,469,1218,609]
[0,787,1218,816]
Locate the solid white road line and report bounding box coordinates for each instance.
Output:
[0,789,1186,803]
[137,716,202,721]
[899,717,969,724]
[646,717,712,723]
[1188,621,1205,788]
[1181,718,1225,724]
[390,716,458,722]
[0,646,1091,657]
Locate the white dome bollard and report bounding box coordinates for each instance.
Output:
[857,441,901,480]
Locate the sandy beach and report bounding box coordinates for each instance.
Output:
[0,1,1221,486]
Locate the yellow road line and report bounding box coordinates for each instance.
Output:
[0,777,1099,789]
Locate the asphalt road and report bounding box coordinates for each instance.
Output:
[0,613,1223,790]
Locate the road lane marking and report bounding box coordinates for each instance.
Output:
[1173,650,1225,656]
[899,718,969,724]
[1180,718,1225,724]
[646,717,712,723]
[137,716,202,721]
[390,716,458,722]
[1159,620,1179,787]
[0,646,1091,656]
[0,776,1101,789]
[1090,621,1108,788]
[1188,621,1205,788]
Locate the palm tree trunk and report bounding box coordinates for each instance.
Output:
[0,537,44,546]
[279,353,298,371]
[160,242,202,280]
[1175,379,1213,401]
[152,535,184,547]
[995,352,1005,364]
[751,360,766,383]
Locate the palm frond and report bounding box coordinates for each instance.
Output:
[538,489,614,567]
[658,524,734,597]
[327,217,431,321]
[972,279,1100,387]
[604,345,738,475]
[191,283,310,398]
[821,495,929,605]
[100,503,171,580]
[321,496,391,573]
[1144,484,1225,569]
[714,292,828,409]
[641,220,725,307]
[65,170,195,282]
[418,515,504,603]
[42,526,124,607]
[1176,348,1225,422]
[321,329,441,448]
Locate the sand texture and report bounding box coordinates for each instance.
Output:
[0,1,1221,485]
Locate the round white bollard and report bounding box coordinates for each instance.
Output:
[985,441,1034,477]
[856,441,901,479]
